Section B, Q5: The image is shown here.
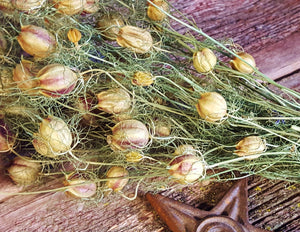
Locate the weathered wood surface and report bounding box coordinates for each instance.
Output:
[1,177,299,231]
[1,0,300,231]
[171,0,300,81]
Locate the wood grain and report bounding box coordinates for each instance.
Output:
[1,0,300,231]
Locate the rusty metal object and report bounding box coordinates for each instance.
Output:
[146,178,268,232]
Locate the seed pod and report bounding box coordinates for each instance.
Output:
[7,157,41,185]
[32,136,57,158]
[196,92,227,122]
[230,52,256,74]
[0,31,7,54]
[116,25,153,54]
[17,25,56,58]
[125,151,143,163]
[67,28,81,46]
[12,0,45,13]
[147,0,168,21]
[63,172,97,198]
[235,136,266,160]
[107,119,149,151]
[83,0,99,14]
[154,124,171,137]
[153,118,171,137]
[97,88,131,114]
[13,60,39,93]
[37,64,78,98]
[106,166,129,192]
[193,48,217,73]
[174,144,196,156]
[53,0,86,15]
[132,71,155,86]
[33,116,72,157]
[168,154,205,183]
[0,119,15,153]
[0,0,14,13]
[96,13,125,40]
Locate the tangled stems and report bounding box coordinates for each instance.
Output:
[0,0,300,201]
[148,0,300,99]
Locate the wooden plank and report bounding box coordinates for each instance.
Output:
[255,32,300,80]
[0,0,300,231]
[1,177,299,231]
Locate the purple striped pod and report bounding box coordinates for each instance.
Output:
[17,25,56,58]
[12,0,46,13]
[37,64,78,98]
[168,154,205,183]
[63,172,97,198]
[107,119,149,151]
[0,119,15,153]
[106,166,129,192]
[13,59,39,94]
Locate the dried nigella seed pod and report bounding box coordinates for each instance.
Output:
[17,25,56,58]
[193,48,217,73]
[116,25,153,54]
[196,92,227,122]
[37,63,78,98]
[0,119,15,153]
[53,0,86,15]
[132,71,155,86]
[7,157,41,185]
[12,0,46,13]
[96,13,125,40]
[63,172,97,198]
[106,166,129,192]
[0,0,14,13]
[33,116,72,157]
[235,136,266,160]
[147,0,169,21]
[97,88,131,114]
[153,118,171,137]
[13,59,39,94]
[230,52,256,74]
[107,119,149,151]
[154,124,171,137]
[32,136,57,158]
[168,154,206,183]
[83,0,99,14]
